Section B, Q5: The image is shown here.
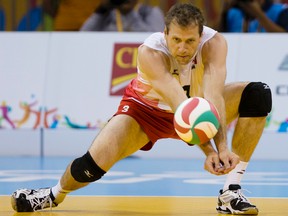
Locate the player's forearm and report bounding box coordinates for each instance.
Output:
[210,97,228,152]
[213,124,228,152]
[198,141,217,157]
[151,74,187,112]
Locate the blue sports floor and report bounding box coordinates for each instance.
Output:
[0,156,288,198]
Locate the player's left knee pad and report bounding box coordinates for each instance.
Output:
[238,82,272,117]
[70,151,106,183]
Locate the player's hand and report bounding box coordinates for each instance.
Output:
[218,149,240,174]
[204,152,226,175]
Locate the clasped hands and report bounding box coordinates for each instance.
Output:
[204,149,240,175]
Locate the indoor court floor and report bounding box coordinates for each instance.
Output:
[0,156,287,215]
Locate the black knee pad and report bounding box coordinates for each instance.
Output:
[239,82,272,117]
[70,151,106,183]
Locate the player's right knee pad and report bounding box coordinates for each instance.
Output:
[238,82,272,117]
[70,151,106,183]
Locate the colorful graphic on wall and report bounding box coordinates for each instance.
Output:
[0,95,105,130]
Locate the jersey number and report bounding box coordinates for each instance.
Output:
[122,105,130,112]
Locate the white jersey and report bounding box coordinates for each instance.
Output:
[127,26,217,112]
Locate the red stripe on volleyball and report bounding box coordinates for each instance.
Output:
[208,101,220,121]
[181,98,199,125]
[194,128,210,143]
[173,118,191,133]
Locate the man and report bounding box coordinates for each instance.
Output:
[80,0,165,32]
[218,0,288,32]
[11,3,272,215]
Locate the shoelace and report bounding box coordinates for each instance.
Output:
[28,189,53,211]
[37,196,53,211]
[235,188,251,202]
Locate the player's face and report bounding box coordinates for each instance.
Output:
[165,22,202,65]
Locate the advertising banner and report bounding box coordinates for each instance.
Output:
[1,33,287,132]
[235,34,288,132]
[0,32,287,157]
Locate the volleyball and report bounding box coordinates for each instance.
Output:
[173,97,220,145]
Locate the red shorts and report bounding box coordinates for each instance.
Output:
[114,98,181,151]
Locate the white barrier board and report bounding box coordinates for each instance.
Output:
[0,32,287,159]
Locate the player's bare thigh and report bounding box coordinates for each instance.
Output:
[88,114,150,171]
[224,82,249,124]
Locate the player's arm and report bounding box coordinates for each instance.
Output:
[137,45,187,112]
[202,33,227,152]
[201,33,239,172]
[198,141,226,175]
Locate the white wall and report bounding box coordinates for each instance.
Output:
[0,32,287,159]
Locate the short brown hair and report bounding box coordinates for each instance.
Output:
[165,3,206,35]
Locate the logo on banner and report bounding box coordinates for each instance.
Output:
[276,85,288,96]
[110,43,141,96]
[279,55,288,71]
[275,54,288,96]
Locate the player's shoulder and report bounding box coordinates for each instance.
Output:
[203,26,217,35]
[202,33,227,53]
[202,26,226,47]
[201,29,227,61]
[143,32,165,45]
[201,26,219,42]
[142,32,169,54]
[138,42,166,60]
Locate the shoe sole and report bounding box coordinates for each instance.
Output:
[11,194,18,211]
[217,206,259,215]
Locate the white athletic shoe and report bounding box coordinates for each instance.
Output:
[216,184,258,215]
[11,188,57,212]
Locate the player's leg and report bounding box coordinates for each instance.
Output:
[217,81,272,215]
[51,114,150,202]
[57,114,149,190]
[224,82,272,187]
[11,114,150,212]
